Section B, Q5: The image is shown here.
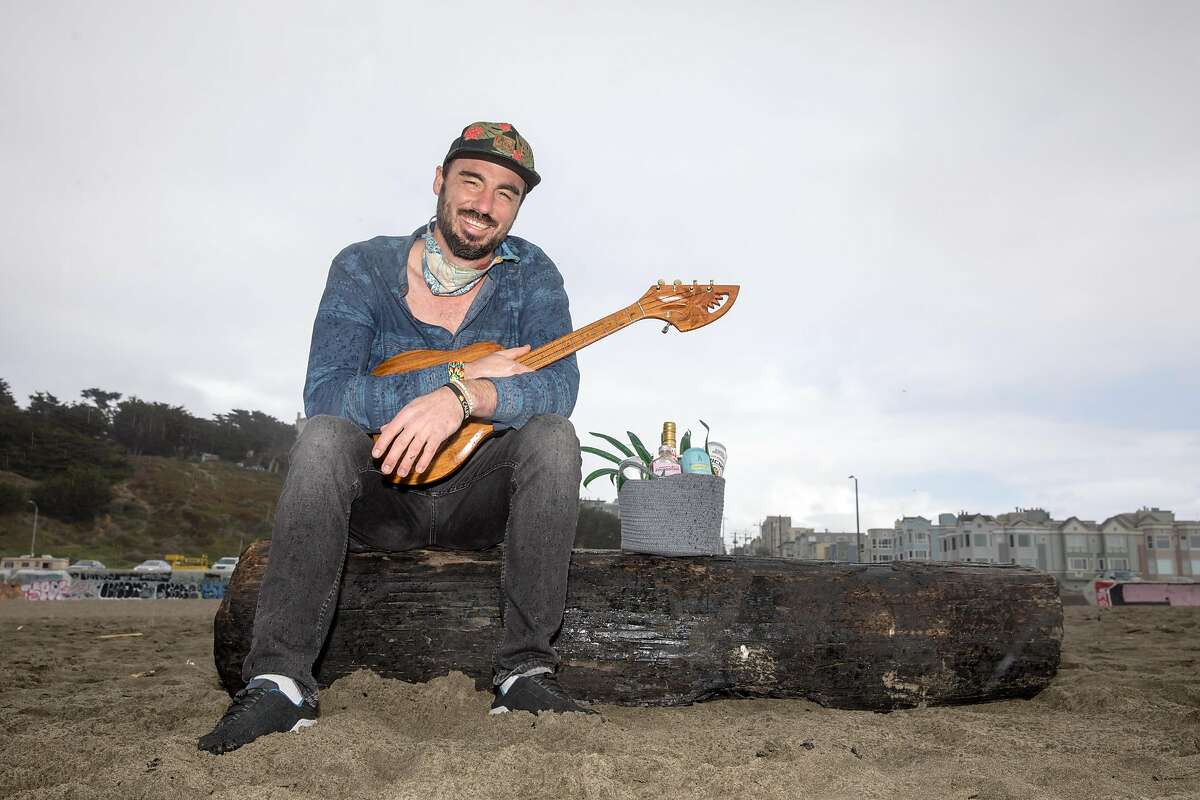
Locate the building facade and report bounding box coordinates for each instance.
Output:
[863,506,1199,591]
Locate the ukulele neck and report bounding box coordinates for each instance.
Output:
[520,303,646,370]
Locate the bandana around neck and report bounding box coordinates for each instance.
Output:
[421,220,513,297]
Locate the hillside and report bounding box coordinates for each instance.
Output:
[0,456,283,568]
[0,456,620,568]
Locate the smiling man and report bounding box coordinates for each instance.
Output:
[199,122,588,755]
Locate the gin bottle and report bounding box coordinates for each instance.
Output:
[651,421,682,477]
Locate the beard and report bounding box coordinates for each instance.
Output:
[435,189,509,261]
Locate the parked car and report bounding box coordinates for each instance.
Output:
[132,560,172,574]
[68,559,107,572]
[210,557,239,576]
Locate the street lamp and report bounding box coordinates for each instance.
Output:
[27,499,39,558]
[848,475,861,562]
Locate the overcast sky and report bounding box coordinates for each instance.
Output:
[2,1,1198,544]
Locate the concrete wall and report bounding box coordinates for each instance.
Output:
[5,570,228,601]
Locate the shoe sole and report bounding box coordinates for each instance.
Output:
[488,705,510,715]
[289,719,318,732]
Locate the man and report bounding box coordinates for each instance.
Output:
[199,122,589,756]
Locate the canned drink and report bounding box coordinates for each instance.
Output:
[707,441,727,477]
[681,447,712,475]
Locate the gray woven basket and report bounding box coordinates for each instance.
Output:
[617,473,725,556]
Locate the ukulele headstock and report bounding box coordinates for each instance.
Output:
[639,280,740,333]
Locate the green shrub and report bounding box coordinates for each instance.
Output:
[0,482,26,513]
[31,466,113,522]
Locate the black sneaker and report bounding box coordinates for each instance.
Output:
[198,678,317,754]
[490,671,596,715]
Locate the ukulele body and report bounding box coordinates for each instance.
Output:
[370,341,504,487]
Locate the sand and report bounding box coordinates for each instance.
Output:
[1,601,1197,800]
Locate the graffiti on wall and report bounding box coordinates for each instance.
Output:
[20,579,71,601]
[10,571,228,601]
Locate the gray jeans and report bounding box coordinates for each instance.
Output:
[241,413,581,702]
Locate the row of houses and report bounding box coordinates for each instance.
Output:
[750,507,1200,592]
[868,506,1199,590]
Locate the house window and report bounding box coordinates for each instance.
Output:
[878,555,892,562]
[1066,535,1087,552]
[1018,534,1031,548]
[917,532,927,541]
[1156,535,1171,550]
[1068,557,1090,571]
[1107,558,1129,571]
[1008,534,1015,548]
[1104,535,1128,553]
[1156,556,1175,575]
[973,534,987,547]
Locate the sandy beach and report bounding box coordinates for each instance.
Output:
[1,600,1197,800]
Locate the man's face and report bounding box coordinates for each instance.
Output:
[433,158,526,261]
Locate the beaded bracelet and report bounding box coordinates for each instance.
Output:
[443,381,471,423]
[450,378,473,417]
[447,360,466,382]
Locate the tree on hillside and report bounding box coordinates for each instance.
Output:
[112,397,196,456]
[0,407,129,480]
[27,391,61,416]
[0,378,15,409]
[25,390,109,439]
[574,505,620,549]
[32,465,113,522]
[81,388,122,424]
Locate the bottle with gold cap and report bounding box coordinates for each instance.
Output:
[650,421,682,477]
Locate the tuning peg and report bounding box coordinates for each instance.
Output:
[707,280,713,292]
[657,279,665,287]
[672,279,681,287]
[661,325,669,334]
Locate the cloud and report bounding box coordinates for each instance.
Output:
[2,1,1198,536]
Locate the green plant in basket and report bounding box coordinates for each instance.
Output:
[678,419,711,456]
[581,420,714,488]
[580,430,654,490]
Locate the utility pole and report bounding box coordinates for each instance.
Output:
[27,500,39,557]
[848,475,861,562]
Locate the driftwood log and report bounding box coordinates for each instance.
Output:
[214,541,1062,710]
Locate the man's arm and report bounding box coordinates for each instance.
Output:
[475,256,579,429]
[303,247,448,430]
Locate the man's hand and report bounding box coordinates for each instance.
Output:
[464,345,534,380]
[372,388,464,477]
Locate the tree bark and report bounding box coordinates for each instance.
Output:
[214,541,1062,710]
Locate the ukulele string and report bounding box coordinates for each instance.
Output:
[519,305,647,370]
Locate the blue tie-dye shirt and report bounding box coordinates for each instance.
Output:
[303,226,579,432]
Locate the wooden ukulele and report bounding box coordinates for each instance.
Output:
[372,280,740,486]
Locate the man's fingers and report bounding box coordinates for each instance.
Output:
[397,434,430,478]
[381,428,417,474]
[373,419,406,458]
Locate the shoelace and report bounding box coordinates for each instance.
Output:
[528,674,572,701]
[217,686,269,724]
